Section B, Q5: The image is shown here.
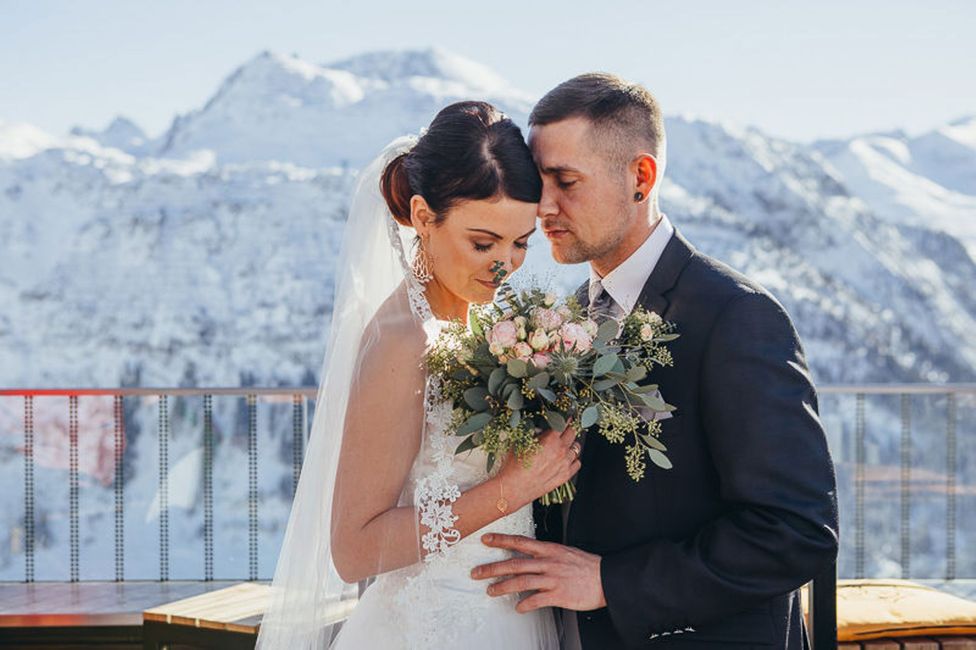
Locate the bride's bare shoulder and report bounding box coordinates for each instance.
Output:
[357,284,428,371]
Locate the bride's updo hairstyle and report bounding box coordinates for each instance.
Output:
[380,101,542,227]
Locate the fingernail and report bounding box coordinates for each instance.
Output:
[482,533,493,544]
[470,567,480,578]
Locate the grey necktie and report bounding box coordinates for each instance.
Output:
[588,279,624,323]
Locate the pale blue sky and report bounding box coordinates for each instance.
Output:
[1,0,973,142]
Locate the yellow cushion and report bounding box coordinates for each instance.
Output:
[831,579,976,641]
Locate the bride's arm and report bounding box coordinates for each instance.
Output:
[330,322,579,584]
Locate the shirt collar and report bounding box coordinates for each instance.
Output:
[588,214,675,314]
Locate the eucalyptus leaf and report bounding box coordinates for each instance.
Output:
[647,448,673,470]
[595,319,619,345]
[488,367,507,396]
[592,354,617,377]
[545,411,567,432]
[537,387,557,403]
[457,412,492,436]
[509,409,521,428]
[626,365,647,382]
[455,436,478,454]
[463,386,490,411]
[507,389,524,410]
[633,383,659,394]
[526,372,550,390]
[507,358,528,378]
[580,405,600,429]
[593,377,619,392]
[640,434,668,452]
[640,392,668,411]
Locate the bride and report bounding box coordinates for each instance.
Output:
[255,101,579,649]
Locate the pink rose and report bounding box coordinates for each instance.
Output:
[531,353,551,369]
[488,320,518,349]
[559,322,593,353]
[513,342,533,361]
[531,307,563,332]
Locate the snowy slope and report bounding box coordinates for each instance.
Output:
[814,116,976,258]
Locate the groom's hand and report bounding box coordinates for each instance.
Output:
[471,533,606,613]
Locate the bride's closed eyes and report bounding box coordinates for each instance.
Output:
[468,226,536,253]
[473,239,530,253]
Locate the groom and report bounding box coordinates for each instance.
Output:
[472,74,839,648]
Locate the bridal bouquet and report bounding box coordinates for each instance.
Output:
[426,280,679,505]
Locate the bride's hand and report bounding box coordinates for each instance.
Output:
[496,424,581,506]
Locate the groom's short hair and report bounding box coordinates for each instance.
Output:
[529,73,665,167]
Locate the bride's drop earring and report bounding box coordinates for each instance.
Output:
[412,236,433,285]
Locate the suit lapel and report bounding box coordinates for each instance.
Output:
[634,227,695,318]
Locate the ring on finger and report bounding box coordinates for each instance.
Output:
[570,442,582,459]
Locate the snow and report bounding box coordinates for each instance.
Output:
[0,121,60,160]
[0,47,974,584]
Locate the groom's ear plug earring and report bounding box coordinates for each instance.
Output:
[634,191,644,202]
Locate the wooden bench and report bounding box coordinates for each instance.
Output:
[142,582,355,650]
[0,580,252,649]
[840,639,976,649]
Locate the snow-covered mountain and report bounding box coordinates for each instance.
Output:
[814,116,976,259]
[156,48,534,168]
[70,116,155,157]
[1,48,974,583]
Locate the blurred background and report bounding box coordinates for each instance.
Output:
[0,0,974,599]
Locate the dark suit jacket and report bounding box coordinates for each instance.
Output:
[534,228,839,649]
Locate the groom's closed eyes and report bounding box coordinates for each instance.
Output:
[539,164,584,190]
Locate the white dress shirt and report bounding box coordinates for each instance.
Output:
[587,213,675,316]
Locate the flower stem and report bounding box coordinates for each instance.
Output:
[539,480,576,506]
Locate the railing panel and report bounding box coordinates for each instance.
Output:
[0,389,316,583]
[0,385,972,584]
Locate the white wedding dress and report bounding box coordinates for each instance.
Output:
[331,316,559,649]
[255,135,558,650]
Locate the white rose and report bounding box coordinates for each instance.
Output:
[640,324,654,341]
[529,329,550,351]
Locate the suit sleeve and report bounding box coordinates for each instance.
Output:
[599,291,839,645]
